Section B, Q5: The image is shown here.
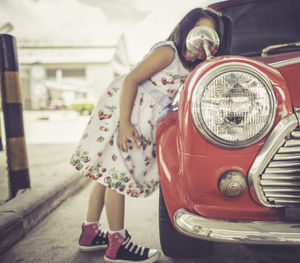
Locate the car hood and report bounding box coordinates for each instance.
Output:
[255,52,300,108]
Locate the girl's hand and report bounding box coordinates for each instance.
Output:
[117,121,140,152]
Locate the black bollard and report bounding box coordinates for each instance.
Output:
[0,34,30,198]
[0,118,3,151]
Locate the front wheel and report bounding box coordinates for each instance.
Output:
[159,187,214,257]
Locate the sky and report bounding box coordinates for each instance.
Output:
[125,0,216,62]
[0,0,219,64]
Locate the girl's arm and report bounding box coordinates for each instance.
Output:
[117,45,175,152]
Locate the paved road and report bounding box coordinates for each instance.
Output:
[1,110,300,262]
[23,110,90,144]
[1,181,300,263]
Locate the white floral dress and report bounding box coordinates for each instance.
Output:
[70,41,189,198]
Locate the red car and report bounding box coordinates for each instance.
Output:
[157,0,300,257]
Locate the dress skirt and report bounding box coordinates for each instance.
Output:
[70,75,163,198]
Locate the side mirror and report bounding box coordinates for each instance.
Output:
[186,26,220,59]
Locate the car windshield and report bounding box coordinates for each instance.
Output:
[214,0,300,56]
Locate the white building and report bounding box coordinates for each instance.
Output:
[0,0,130,110]
[18,35,129,110]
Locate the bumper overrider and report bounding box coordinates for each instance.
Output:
[174,209,300,245]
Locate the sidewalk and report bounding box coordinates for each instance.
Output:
[0,111,90,254]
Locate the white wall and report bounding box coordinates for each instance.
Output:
[85,64,115,101]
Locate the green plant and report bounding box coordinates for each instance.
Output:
[71,102,95,115]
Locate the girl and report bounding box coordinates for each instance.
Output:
[70,8,232,263]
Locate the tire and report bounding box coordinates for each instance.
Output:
[159,187,214,258]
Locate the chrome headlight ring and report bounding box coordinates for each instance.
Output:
[191,62,277,149]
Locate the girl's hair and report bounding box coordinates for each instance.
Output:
[167,8,232,70]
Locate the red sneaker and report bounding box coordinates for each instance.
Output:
[79,223,108,251]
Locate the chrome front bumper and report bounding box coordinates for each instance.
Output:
[174,208,300,245]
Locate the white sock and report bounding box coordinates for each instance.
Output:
[109,229,126,239]
[84,220,99,226]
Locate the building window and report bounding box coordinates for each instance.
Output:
[46,68,85,79]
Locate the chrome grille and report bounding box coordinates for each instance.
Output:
[259,129,300,206]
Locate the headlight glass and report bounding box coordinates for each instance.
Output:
[191,63,276,148]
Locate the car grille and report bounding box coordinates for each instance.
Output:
[259,128,300,206]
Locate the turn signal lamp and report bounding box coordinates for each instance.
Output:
[219,170,247,198]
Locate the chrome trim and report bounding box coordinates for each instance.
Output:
[268,160,300,167]
[284,139,300,147]
[174,208,300,245]
[264,187,300,192]
[270,57,300,68]
[191,62,277,149]
[273,153,300,160]
[171,84,183,111]
[278,146,300,153]
[262,42,300,57]
[264,167,300,173]
[260,180,300,186]
[248,113,300,207]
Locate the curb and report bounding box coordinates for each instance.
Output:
[0,172,88,255]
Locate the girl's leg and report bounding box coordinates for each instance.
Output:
[79,182,108,251]
[86,181,107,221]
[105,188,125,230]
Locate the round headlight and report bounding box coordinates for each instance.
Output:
[191,62,276,148]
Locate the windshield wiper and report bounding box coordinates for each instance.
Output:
[262,42,300,57]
